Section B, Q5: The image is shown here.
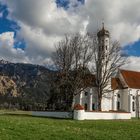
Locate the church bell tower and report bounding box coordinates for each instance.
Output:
[97,23,110,61]
[96,23,110,80]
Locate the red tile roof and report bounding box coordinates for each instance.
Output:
[120,69,140,89]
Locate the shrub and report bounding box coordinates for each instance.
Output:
[74,104,84,110]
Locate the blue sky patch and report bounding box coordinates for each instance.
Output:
[56,0,85,9]
[14,39,26,50]
[0,4,20,34]
[123,40,140,56]
[56,0,69,9]
[0,4,24,49]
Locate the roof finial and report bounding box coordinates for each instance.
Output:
[102,19,104,29]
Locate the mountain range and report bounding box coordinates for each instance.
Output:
[0,59,54,110]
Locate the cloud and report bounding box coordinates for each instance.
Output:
[0,31,55,65]
[0,0,140,67]
[0,32,29,63]
[122,56,140,72]
[76,0,140,45]
[1,0,87,65]
[3,0,140,44]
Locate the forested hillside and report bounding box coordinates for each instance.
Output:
[0,60,54,110]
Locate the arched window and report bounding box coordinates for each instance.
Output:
[85,92,88,96]
[117,94,120,98]
[84,103,87,110]
[132,101,135,111]
[92,103,95,110]
[117,101,120,110]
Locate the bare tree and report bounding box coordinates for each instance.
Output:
[92,38,126,110]
[52,34,93,110]
[52,31,126,111]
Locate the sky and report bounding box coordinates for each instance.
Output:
[0,0,140,71]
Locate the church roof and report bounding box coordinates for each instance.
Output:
[77,69,140,90]
[111,69,140,90]
[111,78,124,90]
[120,69,140,89]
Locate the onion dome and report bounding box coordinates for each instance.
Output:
[97,23,109,37]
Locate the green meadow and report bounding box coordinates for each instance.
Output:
[0,112,140,140]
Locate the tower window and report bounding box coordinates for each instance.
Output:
[106,46,108,50]
[132,96,135,100]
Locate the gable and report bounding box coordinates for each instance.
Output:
[111,78,124,90]
[120,69,140,89]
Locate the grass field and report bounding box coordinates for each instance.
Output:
[0,112,140,140]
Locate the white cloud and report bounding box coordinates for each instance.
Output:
[2,0,86,65]
[3,0,140,45]
[0,32,29,63]
[0,32,54,65]
[122,56,140,72]
[76,0,140,45]
[0,0,140,67]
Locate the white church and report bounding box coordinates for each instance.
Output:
[74,25,140,118]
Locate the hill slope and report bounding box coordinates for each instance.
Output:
[0,60,54,110]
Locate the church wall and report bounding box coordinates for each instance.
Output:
[121,89,129,112]
[101,92,112,111]
[74,110,131,120]
[74,86,140,118]
[74,87,98,111]
[128,88,140,117]
[113,89,129,112]
[113,88,140,117]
